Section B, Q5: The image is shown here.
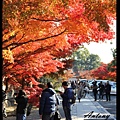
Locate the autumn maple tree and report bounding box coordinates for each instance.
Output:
[91,48,116,81]
[91,61,116,81]
[2,0,116,106]
[91,63,109,79]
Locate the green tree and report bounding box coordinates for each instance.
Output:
[107,48,116,72]
[72,47,101,73]
[87,54,101,70]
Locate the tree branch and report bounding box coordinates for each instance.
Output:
[3,28,66,50]
[31,17,68,22]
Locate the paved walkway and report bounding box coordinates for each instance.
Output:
[3,94,116,120]
[68,94,116,120]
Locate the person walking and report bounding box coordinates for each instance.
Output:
[98,81,105,100]
[70,81,77,97]
[77,82,84,102]
[71,81,76,90]
[105,81,111,101]
[15,90,28,120]
[39,82,60,120]
[92,81,98,101]
[59,81,73,120]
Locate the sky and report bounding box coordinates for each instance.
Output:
[83,20,116,64]
[83,40,116,64]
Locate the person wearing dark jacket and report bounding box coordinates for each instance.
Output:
[39,82,60,120]
[105,81,111,101]
[92,81,98,101]
[98,81,105,100]
[15,90,28,120]
[59,81,73,120]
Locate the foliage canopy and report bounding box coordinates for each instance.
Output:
[2,0,116,87]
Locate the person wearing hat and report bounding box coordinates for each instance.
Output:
[59,81,73,120]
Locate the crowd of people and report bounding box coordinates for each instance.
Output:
[2,79,112,120]
[92,80,111,101]
[38,80,112,120]
[70,79,111,102]
[39,80,99,120]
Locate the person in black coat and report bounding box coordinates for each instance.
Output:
[60,81,73,120]
[98,81,105,100]
[15,90,28,120]
[92,81,98,101]
[105,81,111,101]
